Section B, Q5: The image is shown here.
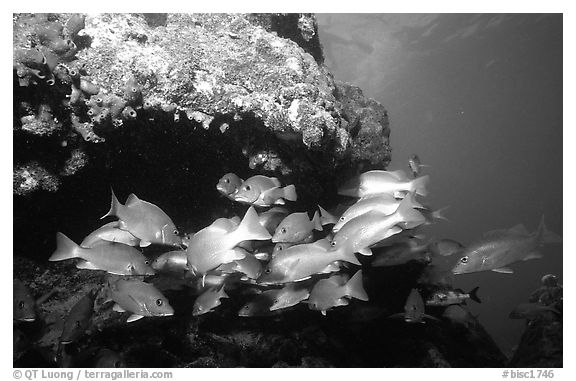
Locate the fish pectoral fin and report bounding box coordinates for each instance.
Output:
[492,267,514,274]
[127,314,144,323]
[423,313,440,322]
[113,303,126,313]
[139,240,152,247]
[523,251,543,261]
[357,247,373,256]
[76,260,100,271]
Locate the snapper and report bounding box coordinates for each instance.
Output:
[233,175,297,207]
[186,207,271,276]
[308,270,368,315]
[338,170,429,198]
[452,217,561,275]
[102,189,182,247]
[50,233,155,276]
[108,278,174,323]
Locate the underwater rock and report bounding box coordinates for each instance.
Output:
[509,278,563,367]
[13,13,391,198]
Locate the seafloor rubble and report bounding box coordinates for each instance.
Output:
[13,13,546,368]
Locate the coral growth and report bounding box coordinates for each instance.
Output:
[13,162,61,196]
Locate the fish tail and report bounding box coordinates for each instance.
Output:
[432,206,450,221]
[237,207,272,241]
[344,270,369,301]
[50,232,82,261]
[469,286,482,304]
[311,210,323,231]
[101,187,123,219]
[282,184,298,202]
[395,194,426,227]
[318,205,338,226]
[410,175,429,197]
[536,215,562,244]
[404,191,424,209]
[336,246,361,266]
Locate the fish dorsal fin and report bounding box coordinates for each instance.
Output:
[509,224,530,236]
[125,193,140,207]
[269,177,282,187]
[483,229,509,239]
[492,267,514,274]
[127,314,144,323]
[388,169,409,181]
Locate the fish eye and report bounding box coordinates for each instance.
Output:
[245,185,251,191]
[75,321,81,327]
[330,241,336,247]
[460,256,469,263]
[340,216,345,221]
[244,305,249,310]
[174,229,179,235]
[18,301,25,309]
[224,178,230,183]
[265,268,271,274]
[145,260,150,265]
[280,228,286,234]
[277,246,283,251]
[274,299,279,304]
[156,299,163,306]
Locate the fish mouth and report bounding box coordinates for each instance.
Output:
[18,317,36,323]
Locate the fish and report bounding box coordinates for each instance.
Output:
[428,238,464,257]
[371,239,430,267]
[108,278,174,323]
[238,289,284,317]
[216,248,263,280]
[80,221,140,248]
[509,303,561,320]
[192,287,228,316]
[452,217,562,275]
[60,288,98,344]
[425,287,481,307]
[13,279,36,322]
[308,270,368,315]
[233,175,297,207]
[338,170,429,198]
[391,288,438,323]
[101,189,182,247]
[329,195,426,257]
[332,192,423,233]
[50,233,155,276]
[419,206,450,225]
[269,283,310,311]
[258,239,360,285]
[408,154,430,178]
[186,206,271,276]
[271,211,323,243]
[257,207,290,235]
[216,173,244,200]
[151,250,188,273]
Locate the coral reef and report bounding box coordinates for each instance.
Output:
[14,13,390,198]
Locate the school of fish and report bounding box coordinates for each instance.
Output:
[14,155,562,360]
